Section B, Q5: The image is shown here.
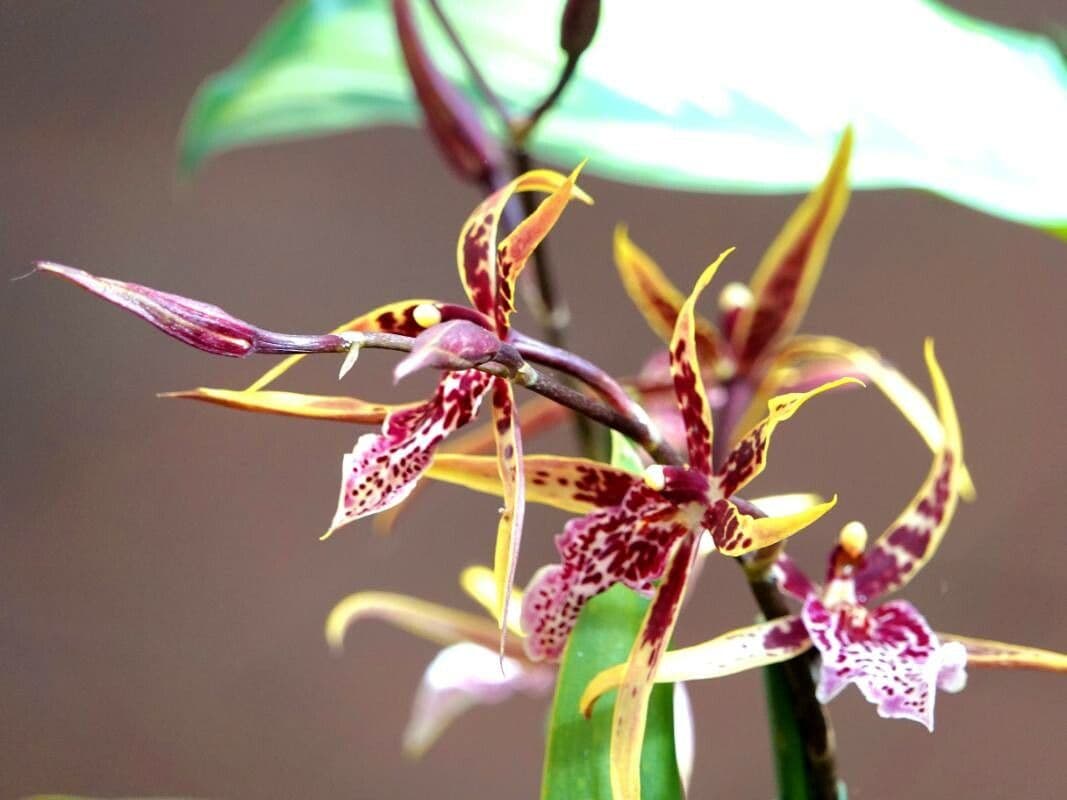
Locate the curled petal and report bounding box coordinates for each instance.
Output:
[939,634,1067,673]
[490,379,526,637]
[607,534,699,800]
[767,335,975,499]
[614,225,723,359]
[705,495,837,556]
[718,376,861,496]
[38,262,347,358]
[394,319,504,382]
[246,299,477,391]
[325,591,522,657]
[403,643,555,757]
[494,163,589,333]
[730,128,852,370]
[162,387,414,424]
[670,249,735,475]
[521,484,693,662]
[426,454,640,514]
[327,370,493,537]
[804,596,952,730]
[460,565,525,638]
[853,341,963,602]
[458,169,592,319]
[582,616,811,711]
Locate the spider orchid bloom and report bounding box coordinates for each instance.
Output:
[325,565,553,756]
[615,130,975,501]
[582,341,1067,734]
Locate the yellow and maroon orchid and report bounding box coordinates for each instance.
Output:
[582,341,1066,735]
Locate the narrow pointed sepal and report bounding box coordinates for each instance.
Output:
[939,634,1067,673]
[162,387,414,423]
[705,495,837,556]
[460,565,525,637]
[853,341,963,602]
[490,380,526,640]
[730,127,853,370]
[670,248,735,475]
[613,225,723,359]
[581,616,811,712]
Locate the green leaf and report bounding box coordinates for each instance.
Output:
[541,584,682,800]
[180,0,1067,232]
[539,430,681,799]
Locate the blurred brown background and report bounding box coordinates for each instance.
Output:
[2,1,1064,798]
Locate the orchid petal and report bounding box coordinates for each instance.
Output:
[494,163,590,334]
[705,495,837,556]
[457,169,592,320]
[853,341,963,602]
[326,370,493,537]
[613,225,723,359]
[670,249,734,475]
[803,596,956,731]
[718,376,861,496]
[373,395,570,534]
[426,453,640,514]
[606,534,699,800]
[768,335,975,499]
[459,565,525,638]
[770,553,820,601]
[245,298,480,391]
[490,379,526,638]
[325,590,522,657]
[673,683,695,796]
[730,128,852,370]
[520,483,693,662]
[403,642,554,757]
[581,616,811,710]
[938,634,1067,673]
[162,387,415,423]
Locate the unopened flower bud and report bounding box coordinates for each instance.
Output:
[394,319,503,382]
[38,261,348,358]
[392,0,502,185]
[560,0,601,59]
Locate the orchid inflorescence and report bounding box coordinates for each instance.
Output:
[39,121,1066,798]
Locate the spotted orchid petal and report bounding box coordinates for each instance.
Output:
[325,590,523,658]
[803,595,962,731]
[326,370,493,537]
[161,387,416,423]
[521,483,696,662]
[730,128,852,371]
[460,565,525,638]
[698,494,826,558]
[766,335,975,499]
[705,494,838,556]
[938,634,1067,673]
[373,396,571,534]
[246,299,483,391]
[426,453,641,514]
[670,249,735,475]
[718,376,861,497]
[613,225,723,360]
[606,533,699,800]
[494,163,590,334]
[853,341,963,603]
[770,553,820,602]
[581,616,812,711]
[403,642,555,757]
[489,379,526,634]
[457,169,592,320]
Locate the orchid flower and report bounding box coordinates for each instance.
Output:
[40,168,592,635]
[426,250,857,798]
[615,129,975,501]
[582,341,1066,735]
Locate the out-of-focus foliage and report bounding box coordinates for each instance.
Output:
[181,0,1067,235]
